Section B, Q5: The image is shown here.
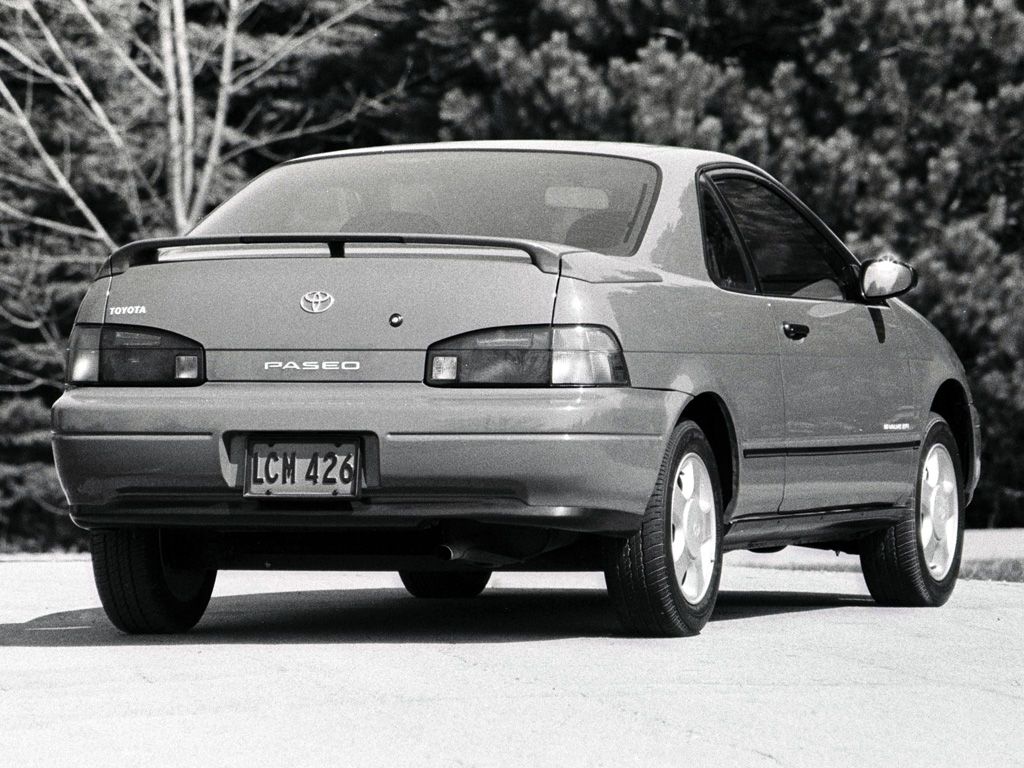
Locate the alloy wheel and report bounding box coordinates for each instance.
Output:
[670,452,718,604]
[919,443,959,580]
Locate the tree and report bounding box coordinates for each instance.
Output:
[0,0,397,240]
[0,0,407,549]
[428,0,1024,525]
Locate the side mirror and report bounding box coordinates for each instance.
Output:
[860,258,917,300]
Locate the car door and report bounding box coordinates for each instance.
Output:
[710,170,917,512]
[695,178,786,517]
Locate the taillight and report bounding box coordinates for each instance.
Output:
[66,324,206,385]
[425,325,629,387]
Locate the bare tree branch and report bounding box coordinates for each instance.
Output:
[3,253,66,363]
[232,0,374,93]
[131,32,163,73]
[172,0,195,203]
[158,0,187,231]
[0,252,103,267]
[0,377,57,394]
[0,298,43,330]
[0,73,114,248]
[0,34,101,124]
[20,487,68,514]
[21,1,144,225]
[0,37,70,85]
[0,0,392,241]
[0,199,109,241]
[231,6,310,78]
[233,100,263,136]
[219,81,403,165]
[0,168,58,193]
[187,0,240,226]
[66,0,163,96]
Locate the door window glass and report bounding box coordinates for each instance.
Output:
[699,182,755,292]
[714,178,848,300]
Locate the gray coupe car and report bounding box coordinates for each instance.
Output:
[52,141,980,637]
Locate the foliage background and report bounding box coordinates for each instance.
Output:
[1,0,1022,550]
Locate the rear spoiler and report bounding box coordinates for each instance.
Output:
[99,233,564,277]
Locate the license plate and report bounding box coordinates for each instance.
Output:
[244,440,359,497]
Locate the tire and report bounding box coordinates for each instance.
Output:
[859,416,965,607]
[399,570,492,598]
[604,420,725,637]
[91,528,216,634]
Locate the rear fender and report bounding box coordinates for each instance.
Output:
[74,276,111,325]
[553,271,786,518]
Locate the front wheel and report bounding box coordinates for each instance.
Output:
[859,416,965,607]
[604,420,725,637]
[91,528,216,634]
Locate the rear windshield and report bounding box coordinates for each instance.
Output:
[191,150,660,256]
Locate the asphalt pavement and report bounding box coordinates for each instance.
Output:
[1,556,1021,767]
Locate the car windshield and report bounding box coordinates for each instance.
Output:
[191,150,660,257]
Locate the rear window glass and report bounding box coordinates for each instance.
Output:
[191,151,660,256]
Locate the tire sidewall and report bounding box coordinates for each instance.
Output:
[158,530,215,605]
[661,422,725,625]
[913,418,965,601]
[90,528,215,634]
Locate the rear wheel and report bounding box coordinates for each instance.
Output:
[399,570,492,598]
[859,416,964,607]
[91,528,216,634]
[604,420,724,637]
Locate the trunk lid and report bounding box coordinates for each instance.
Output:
[103,244,559,382]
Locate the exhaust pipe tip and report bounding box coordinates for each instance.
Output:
[436,542,516,567]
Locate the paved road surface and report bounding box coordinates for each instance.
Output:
[1,558,1021,767]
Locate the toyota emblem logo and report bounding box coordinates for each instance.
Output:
[300,290,334,314]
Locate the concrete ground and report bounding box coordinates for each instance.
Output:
[1,557,1021,768]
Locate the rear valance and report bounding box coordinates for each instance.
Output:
[100,233,564,277]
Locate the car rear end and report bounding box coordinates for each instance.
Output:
[52,148,679,573]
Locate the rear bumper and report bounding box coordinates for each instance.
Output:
[52,383,683,532]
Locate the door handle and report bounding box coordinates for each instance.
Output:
[782,322,810,341]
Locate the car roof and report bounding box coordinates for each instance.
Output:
[284,140,757,177]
